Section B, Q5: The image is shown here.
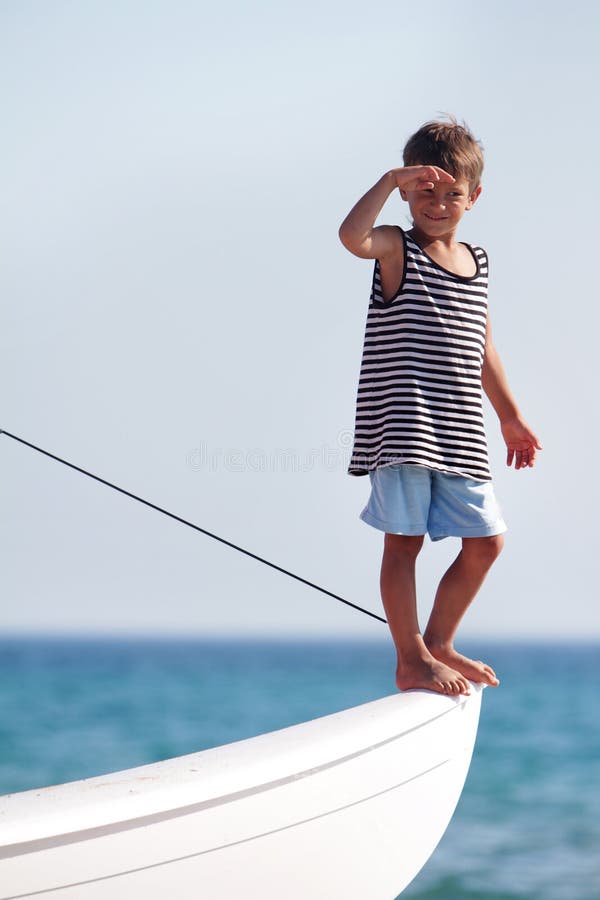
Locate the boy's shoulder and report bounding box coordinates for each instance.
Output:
[372,223,405,253]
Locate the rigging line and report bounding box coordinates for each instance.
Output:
[0,429,387,625]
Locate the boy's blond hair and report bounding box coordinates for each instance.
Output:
[403,117,484,192]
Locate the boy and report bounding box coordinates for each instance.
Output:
[339,118,541,696]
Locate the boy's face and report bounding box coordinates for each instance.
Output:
[400,175,482,238]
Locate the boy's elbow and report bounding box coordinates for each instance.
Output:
[338,221,354,250]
[338,223,369,257]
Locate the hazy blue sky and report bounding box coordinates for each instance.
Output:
[2,0,599,640]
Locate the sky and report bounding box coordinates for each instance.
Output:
[1,0,599,641]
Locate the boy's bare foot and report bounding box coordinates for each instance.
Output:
[395,654,471,695]
[426,642,499,686]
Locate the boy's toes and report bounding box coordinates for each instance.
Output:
[446,677,470,696]
[480,663,500,686]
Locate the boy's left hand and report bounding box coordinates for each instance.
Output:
[501,418,543,470]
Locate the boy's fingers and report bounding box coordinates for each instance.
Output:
[507,438,542,469]
[404,166,455,192]
[429,165,455,182]
[522,441,542,467]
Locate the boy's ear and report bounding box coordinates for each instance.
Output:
[466,185,483,210]
[399,188,408,201]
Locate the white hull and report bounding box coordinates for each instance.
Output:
[0,685,483,899]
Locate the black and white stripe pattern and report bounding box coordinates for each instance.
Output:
[348,229,491,481]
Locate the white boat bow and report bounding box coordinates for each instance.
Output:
[0,684,483,899]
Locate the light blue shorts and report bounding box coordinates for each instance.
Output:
[360,464,507,542]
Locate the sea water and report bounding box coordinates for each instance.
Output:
[0,638,598,900]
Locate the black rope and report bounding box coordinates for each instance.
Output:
[0,429,387,625]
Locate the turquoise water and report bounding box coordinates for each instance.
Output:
[0,638,598,899]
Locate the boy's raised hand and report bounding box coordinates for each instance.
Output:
[501,418,543,470]
[392,165,455,192]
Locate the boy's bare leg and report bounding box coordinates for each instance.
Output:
[381,533,471,695]
[423,535,504,686]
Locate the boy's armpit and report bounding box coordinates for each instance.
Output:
[377,228,406,302]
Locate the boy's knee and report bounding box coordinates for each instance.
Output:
[384,533,425,560]
[462,534,504,567]
[487,534,505,560]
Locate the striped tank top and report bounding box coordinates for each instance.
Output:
[348,228,491,481]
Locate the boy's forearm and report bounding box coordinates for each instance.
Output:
[338,171,397,249]
[482,340,521,423]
